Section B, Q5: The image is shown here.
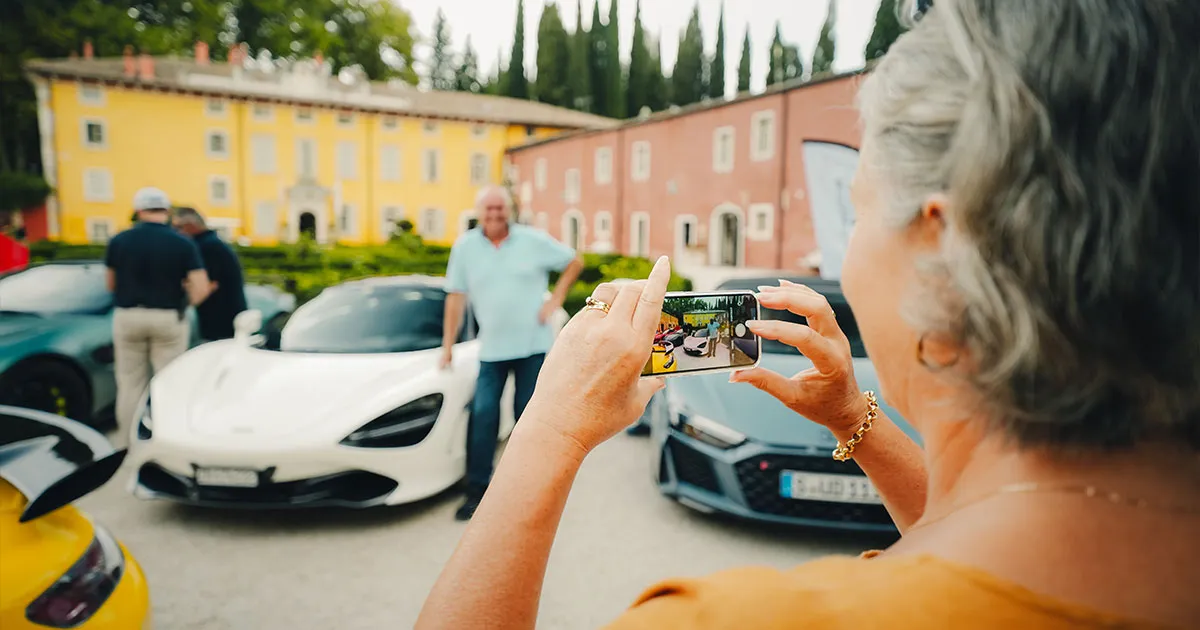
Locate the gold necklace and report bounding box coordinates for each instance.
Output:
[908,481,1200,533]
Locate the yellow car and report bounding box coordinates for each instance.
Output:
[643,342,678,376]
[0,405,149,629]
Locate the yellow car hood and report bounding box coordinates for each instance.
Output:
[0,480,93,615]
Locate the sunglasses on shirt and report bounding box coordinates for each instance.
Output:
[913,0,933,21]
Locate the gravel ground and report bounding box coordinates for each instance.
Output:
[79,432,890,630]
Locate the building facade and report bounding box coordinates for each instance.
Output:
[506,71,864,275]
[25,43,614,247]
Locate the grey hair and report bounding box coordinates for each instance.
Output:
[858,0,1200,450]
[173,206,206,228]
[474,185,513,211]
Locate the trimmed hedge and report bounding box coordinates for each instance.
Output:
[30,240,691,313]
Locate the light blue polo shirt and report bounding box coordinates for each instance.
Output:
[445,224,577,362]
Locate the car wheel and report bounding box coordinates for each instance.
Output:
[0,360,93,423]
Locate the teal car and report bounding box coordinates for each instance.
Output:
[0,260,295,427]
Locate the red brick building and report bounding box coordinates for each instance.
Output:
[505,70,866,280]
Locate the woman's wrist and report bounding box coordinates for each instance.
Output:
[511,403,591,465]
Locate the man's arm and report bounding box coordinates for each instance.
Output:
[105,268,116,292]
[185,268,213,305]
[440,292,466,368]
[548,255,584,306]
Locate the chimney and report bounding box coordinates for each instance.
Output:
[123,46,135,77]
[195,41,210,66]
[137,53,155,80]
[83,40,94,60]
[228,43,243,67]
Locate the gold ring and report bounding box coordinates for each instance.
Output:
[583,296,611,314]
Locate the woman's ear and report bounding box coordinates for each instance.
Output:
[912,193,950,250]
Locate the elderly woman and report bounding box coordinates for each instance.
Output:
[418,0,1200,627]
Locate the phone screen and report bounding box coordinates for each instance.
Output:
[642,291,762,377]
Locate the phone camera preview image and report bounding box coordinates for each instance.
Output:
[642,292,762,377]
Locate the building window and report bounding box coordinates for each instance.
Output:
[295,108,314,124]
[207,218,239,241]
[336,141,357,179]
[713,126,735,173]
[747,203,775,241]
[382,116,398,130]
[209,175,232,207]
[677,215,699,249]
[562,211,585,251]
[595,211,613,241]
[751,111,777,161]
[82,119,106,149]
[380,145,401,182]
[86,218,113,243]
[251,134,276,174]
[631,141,651,182]
[419,208,445,239]
[503,159,520,185]
[254,202,277,237]
[337,112,354,127]
[535,212,549,230]
[525,125,536,137]
[471,125,488,139]
[518,211,534,226]
[423,121,439,135]
[78,84,105,106]
[423,149,441,183]
[535,159,548,191]
[520,181,533,206]
[630,212,650,258]
[338,204,358,238]
[470,153,490,186]
[594,147,613,185]
[252,103,273,121]
[565,168,581,204]
[380,205,404,239]
[296,139,317,177]
[207,130,230,159]
[206,98,227,117]
[83,168,113,202]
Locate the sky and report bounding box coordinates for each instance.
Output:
[404,0,885,95]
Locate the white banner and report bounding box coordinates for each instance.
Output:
[801,141,860,280]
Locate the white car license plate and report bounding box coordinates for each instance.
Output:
[779,470,883,505]
[195,467,259,488]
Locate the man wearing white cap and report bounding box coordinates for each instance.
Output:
[104,187,213,435]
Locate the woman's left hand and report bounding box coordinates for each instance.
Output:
[521,256,671,454]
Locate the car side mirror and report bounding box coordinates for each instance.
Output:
[233,309,263,342]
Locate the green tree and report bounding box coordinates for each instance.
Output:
[504,0,529,99]
[455,36,482,92]
[811,0,836,76]
[708,2,726,100]
[671,3,706,106]
[605,0,624,118]
[765,21,801,87]
[737,27,751,93]
[625,0,650,117]
[535,2,572,107]
[568,0,592,111]
[588,0,609,116]
[865,0,903,61]
[647,30,669,112]
[482,49,504,94]
[428,9,456,90]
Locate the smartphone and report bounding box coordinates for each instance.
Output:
[641,291,762,378]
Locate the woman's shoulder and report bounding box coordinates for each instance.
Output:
[603,552,1154,630]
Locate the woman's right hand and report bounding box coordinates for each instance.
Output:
[730,280,870,435]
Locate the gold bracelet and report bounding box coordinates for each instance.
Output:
[832,391,879,462]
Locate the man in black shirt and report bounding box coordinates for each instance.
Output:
[172,207,248,342]
[105,188,213,435]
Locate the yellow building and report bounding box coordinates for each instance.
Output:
[25,46,615,246]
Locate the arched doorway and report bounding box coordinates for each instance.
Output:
[709,205,744,267]
[562,210,584,251]
[298,212,317,240]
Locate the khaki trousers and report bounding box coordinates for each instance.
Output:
[113,307,189,436]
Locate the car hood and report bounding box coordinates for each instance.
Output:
[153,343,446,441]
[664,352,918,448]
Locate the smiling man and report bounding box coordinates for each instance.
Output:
[440,185,584,521]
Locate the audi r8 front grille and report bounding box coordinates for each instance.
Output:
[136,463,398,508]
[665,439,720,493]
[733,454,894,526]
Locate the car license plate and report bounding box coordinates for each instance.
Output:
[195,467,259,488]
[779,470,883,504]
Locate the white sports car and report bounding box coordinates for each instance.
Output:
[682,329,711,355]
[125,275,568,509]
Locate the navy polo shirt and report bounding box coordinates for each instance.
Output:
[193,230,248,340]
[104,222,203,310]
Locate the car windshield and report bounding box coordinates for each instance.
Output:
[279,283,447,354]
[0,263,112,315]
[692,329,710,338]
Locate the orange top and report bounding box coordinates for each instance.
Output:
[603,552,1167,629]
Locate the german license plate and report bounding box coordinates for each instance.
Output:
[195,467,259,488]
[779,470,883,504]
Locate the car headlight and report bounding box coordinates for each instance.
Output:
[25,523,126,628]
[671,411,746,449]
[135,395,152,441]
[340,394,443,448]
